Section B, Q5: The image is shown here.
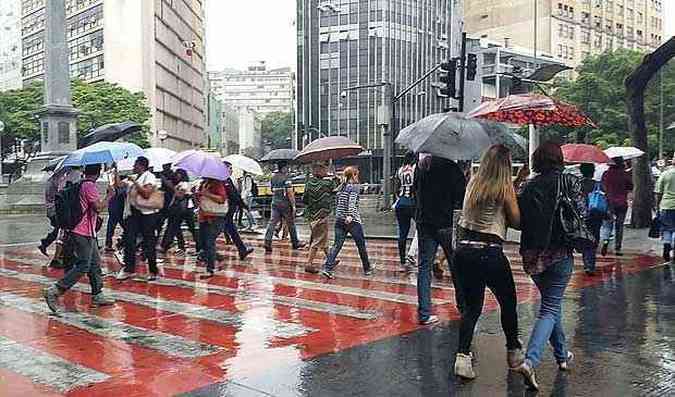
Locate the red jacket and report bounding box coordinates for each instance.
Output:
[601,167,633,208]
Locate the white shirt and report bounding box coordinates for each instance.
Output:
[240,174,254,199]
[130,170,160,215]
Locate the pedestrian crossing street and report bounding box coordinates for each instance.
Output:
[0,236,662,396]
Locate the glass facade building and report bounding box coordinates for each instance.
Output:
[296,0,453,155]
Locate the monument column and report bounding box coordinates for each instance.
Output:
[37,0,78,154]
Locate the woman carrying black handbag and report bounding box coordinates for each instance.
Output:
[514,142,589,391]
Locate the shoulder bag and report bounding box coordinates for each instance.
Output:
[199,196,229,216]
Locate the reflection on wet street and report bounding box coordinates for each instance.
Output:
[0,225,671,396]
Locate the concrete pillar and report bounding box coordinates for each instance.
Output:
[38,0,78,154]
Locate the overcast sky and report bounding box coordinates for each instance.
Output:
[205,0,296,72]
[665,1,675,39]
[204,1,675,73]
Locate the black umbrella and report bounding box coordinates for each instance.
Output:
[79,121,142,147]
[260,149,300,163]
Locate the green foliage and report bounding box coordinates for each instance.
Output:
[0,80,152,157]
[545,49,675,158]
[260,111,294,149]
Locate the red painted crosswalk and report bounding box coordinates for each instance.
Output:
[0,236,663,396]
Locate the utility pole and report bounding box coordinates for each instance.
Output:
[458,32,467,112]
[659,69,664,160]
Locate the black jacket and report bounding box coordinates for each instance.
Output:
[224,178,245,217]
[518,169,584,251]
[414,157,466,229]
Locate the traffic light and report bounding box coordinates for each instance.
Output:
[466,53,477,81]
[438,59,457,98]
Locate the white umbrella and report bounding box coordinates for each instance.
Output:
[117,147,177,171]
[222,154,263,175]
[604,146,644,160]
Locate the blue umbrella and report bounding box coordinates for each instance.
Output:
[61,141,144,168]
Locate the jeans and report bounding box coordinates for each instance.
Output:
[161,206,199,251]
[238,196,256,229]
[417,223,463,321]
[600,205,627,250]
[199,218,224,272]
[223,213,249,256]
[264,205,299,248]
[324,221,371,272]
[396,205,415,265]
[105,210,124,248]
[56,234,103,296]
[41,215,60,249]
[660,209,675,246]
[123,211,159,274]
[525,255,574,368]
[455,245,521,354]
[582,215,603,272]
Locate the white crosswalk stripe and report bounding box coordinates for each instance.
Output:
[0,292,223,359]
[0,267,316,339]
[0,335,110,393]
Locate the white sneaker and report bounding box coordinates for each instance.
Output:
[454,353,476,379]
[558,351,574,371]
[115,270,135,281]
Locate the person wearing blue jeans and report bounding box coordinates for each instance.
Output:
[323,220,371,276]
[414,154,466,325]
[524,256,573,368]
[655,160,675,263]
[321,167,372,279]
[516,142,584,390]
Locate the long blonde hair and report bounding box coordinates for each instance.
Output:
[343,166,359,184]
[465,145,514,211]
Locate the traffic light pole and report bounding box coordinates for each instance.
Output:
[458,32,467,112]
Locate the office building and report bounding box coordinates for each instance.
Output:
[296,0,455,166]
[0,0,22,91]
[464,0,665,68]
[206,90,223,153]
[238,108,262,159]
[19,0,207,150]
[221,103,240,156]
[208,62,295,114]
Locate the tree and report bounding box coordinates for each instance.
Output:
[259,111,294,149]
[0,80,152,159]
[625,38,675,228]
[547,49,675,155]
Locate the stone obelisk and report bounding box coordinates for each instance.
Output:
[37,0,79,154]
[5,0,78,210]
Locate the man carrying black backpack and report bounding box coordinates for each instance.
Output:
[44,164,116,313]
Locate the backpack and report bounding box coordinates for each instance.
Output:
[54,180,87,230]
[251,179,259,197]
[587,182,608,215]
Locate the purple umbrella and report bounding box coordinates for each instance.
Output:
[173,150,231,181]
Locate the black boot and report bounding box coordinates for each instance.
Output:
[397,240,407,271]
[663,244,672,262]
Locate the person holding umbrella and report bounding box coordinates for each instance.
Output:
[303,162,338,273]
[115,156,163,281]
[195,177,227,278]
[263,161,304,253]
[600,156,633,256]
[238,171,257,230]
[414,154,466,325]
[44,164,116,313]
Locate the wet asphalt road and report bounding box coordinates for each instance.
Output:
[0,214,672,396]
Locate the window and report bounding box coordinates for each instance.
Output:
[67,4,103,37]
[582,30,591,43]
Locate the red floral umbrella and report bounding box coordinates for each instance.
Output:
[561,144,610,164]
[466,94,597,128]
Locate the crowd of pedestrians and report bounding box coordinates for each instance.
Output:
[39,138,672,392]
